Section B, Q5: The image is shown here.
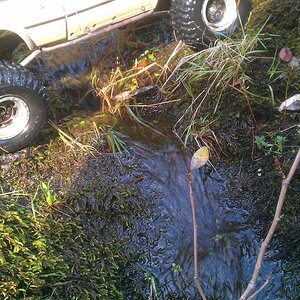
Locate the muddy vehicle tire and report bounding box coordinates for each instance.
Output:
[170,0,252,47]
[0,61,47,153]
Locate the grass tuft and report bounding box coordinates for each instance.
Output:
[167,28,268,148]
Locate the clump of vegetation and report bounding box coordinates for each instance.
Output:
[91,60,157,114]
[0,122,152,299]
[0,197,68,299]
[1,1,299,298]
[91,122,128,154]
[164,29,265,151]
[0,188,128,299]
[255,134,285,156]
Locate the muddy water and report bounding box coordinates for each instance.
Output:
[119,130,284,299]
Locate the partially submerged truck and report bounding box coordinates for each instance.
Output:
[0,0,251,153]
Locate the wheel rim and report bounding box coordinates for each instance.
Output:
[0,96,30,140]
[201,0,238,32]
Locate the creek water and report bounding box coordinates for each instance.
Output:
[118,129,284,300]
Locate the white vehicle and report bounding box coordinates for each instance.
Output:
[0,0,251,153]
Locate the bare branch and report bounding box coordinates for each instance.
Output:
[187,167,207,300]
[240,148,300,300]
[247,273,272,300]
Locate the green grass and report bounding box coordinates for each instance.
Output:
[91,121,128,155]
[164,27,268,149]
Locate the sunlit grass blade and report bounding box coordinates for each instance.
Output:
[125,104,164,137]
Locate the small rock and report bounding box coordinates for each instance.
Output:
[279,94,300,111]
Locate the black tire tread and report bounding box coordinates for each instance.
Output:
[0,61,48,153]
[0,61,48,105]
[170,0,204,46]
[170,0,251,47]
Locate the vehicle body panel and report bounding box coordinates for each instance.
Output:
[64,0,116,39]
[0,0,160,49]
[113,0,153,22]
[65,0,154,39]
[0,0,66,48]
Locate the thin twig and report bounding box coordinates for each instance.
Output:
[279,124,299,133]
[247,273,272,300]
[240,148,300,300]
[187,167,207,300]
[129,98,181,107]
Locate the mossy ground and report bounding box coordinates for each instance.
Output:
[1,124,156,299]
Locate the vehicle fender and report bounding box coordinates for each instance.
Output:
[0,25,36,51]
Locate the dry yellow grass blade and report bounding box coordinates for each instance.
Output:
[48,120,96,153]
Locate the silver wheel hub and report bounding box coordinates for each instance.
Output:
[0,96,30,140]
[202,0,238,32]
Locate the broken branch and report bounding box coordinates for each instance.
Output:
[239,148,300,300]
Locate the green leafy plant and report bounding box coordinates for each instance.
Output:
[0,188,130,299]
[39,181,57,206]
[141,48,157,62]
[255,134,286,155]
[171,263,183,274]
[91,122,128,155]
[0,201,68,299]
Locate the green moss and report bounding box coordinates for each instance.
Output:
[249,0,300,55]
[0,125,150,299]
[0,197,127,299]
[0,202,68,299]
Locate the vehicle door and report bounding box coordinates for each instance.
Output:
[112,0,152,23]
[20,0,66,46]
[64,0,117,40]
[64,0,152,40]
